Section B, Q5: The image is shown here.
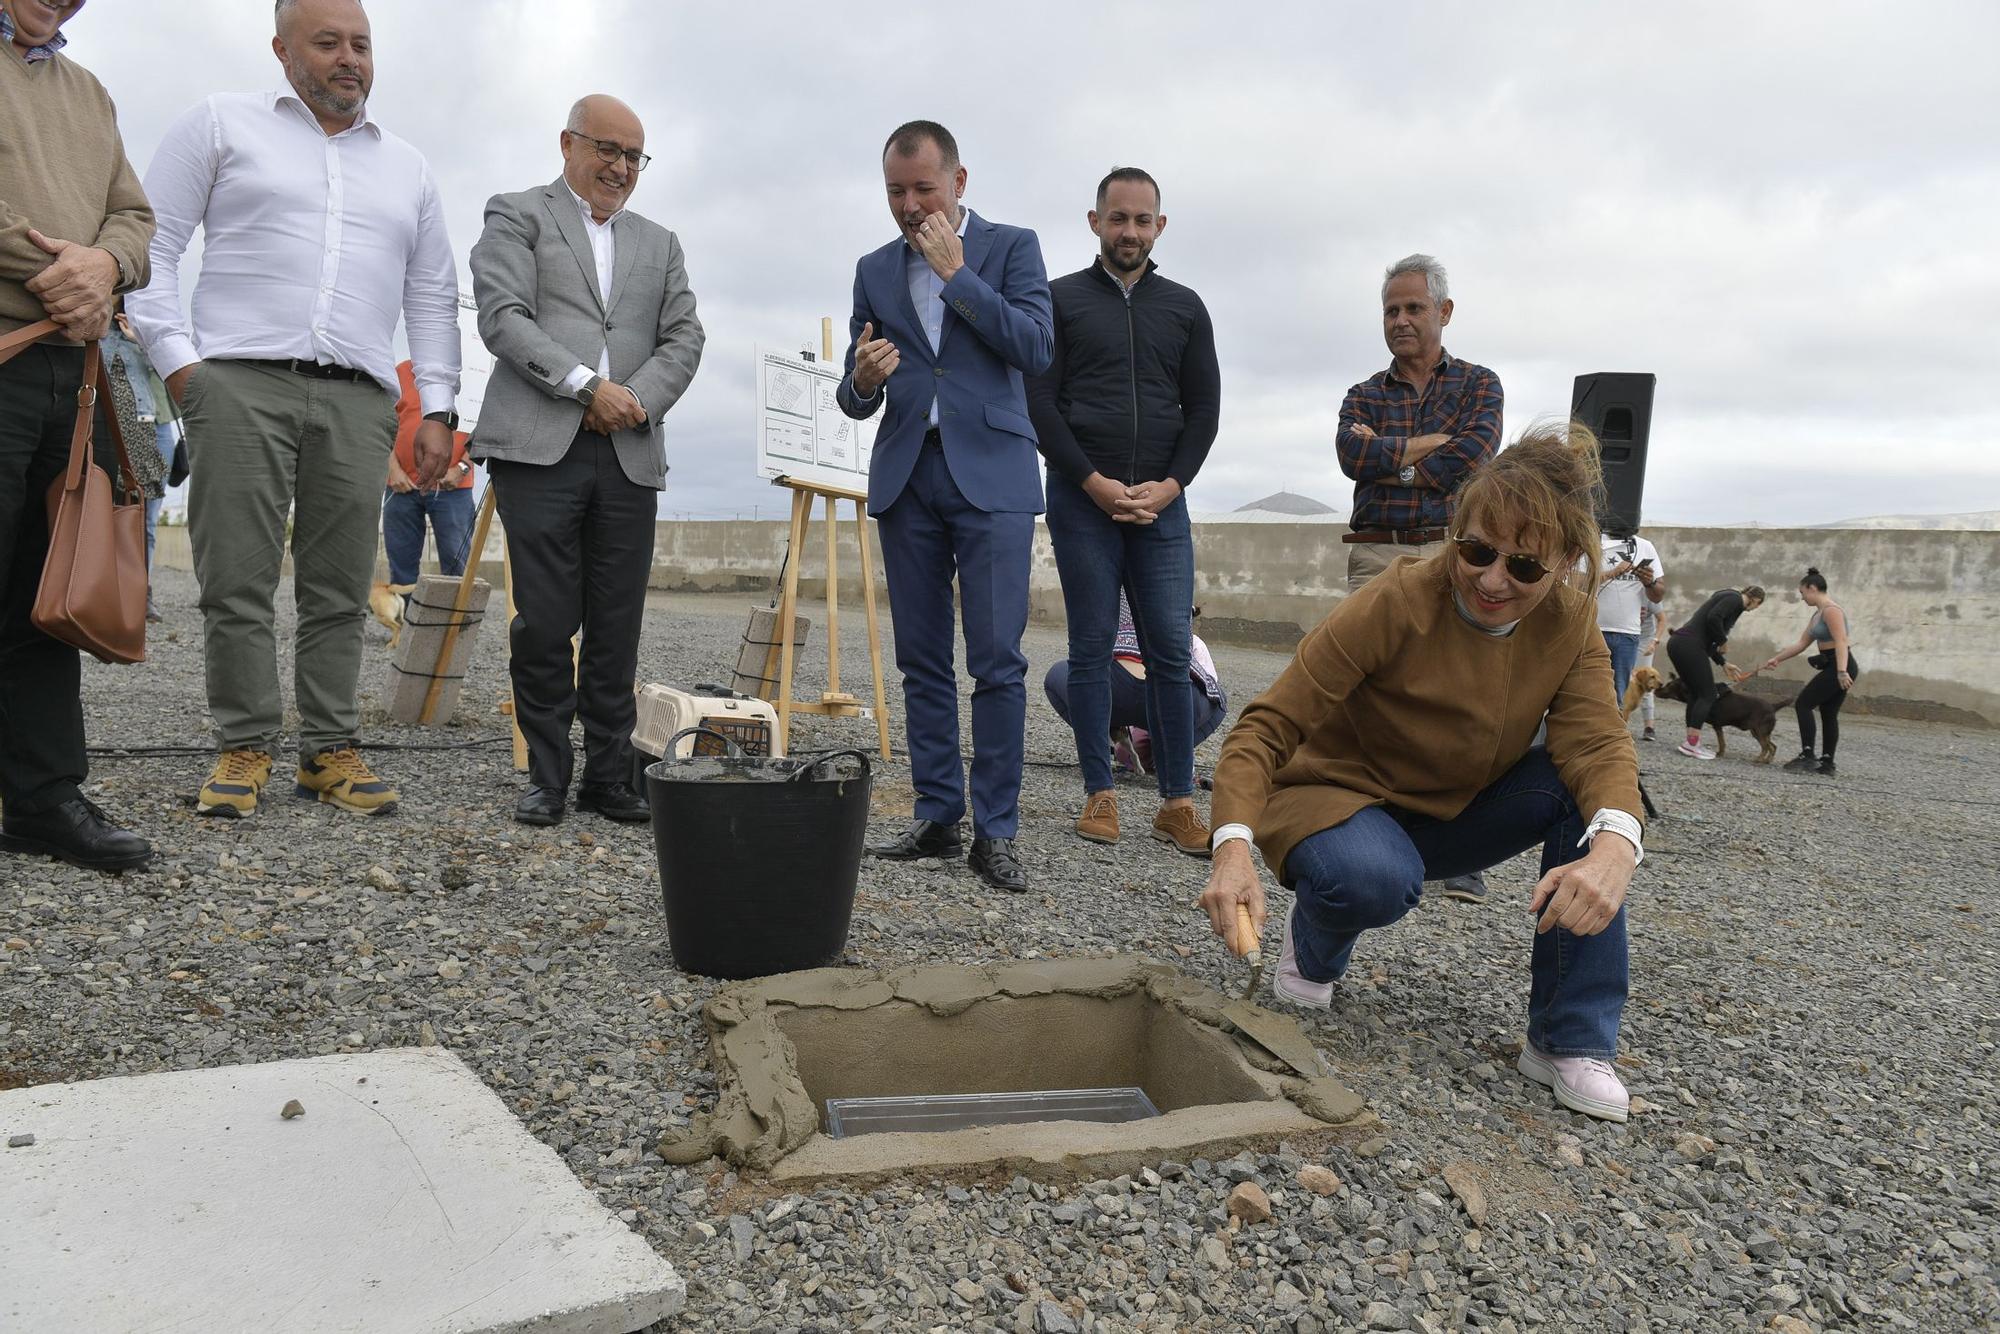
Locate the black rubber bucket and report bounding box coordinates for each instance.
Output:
[646,727,872,980]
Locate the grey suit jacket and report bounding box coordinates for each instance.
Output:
[468,178,704,488]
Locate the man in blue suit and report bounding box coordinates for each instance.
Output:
[837,120,1053,892]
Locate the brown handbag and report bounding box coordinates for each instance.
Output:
[0,319,149,664]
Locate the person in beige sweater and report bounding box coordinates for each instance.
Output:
[0,0,157,874]
[1199,422,1646,1121]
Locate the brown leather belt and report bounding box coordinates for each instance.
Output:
[1341,527,1447,546]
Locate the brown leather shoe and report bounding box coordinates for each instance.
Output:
[1075,791,1119,845]
[1151,803,1212,857]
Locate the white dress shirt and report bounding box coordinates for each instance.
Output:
[558,184,624,395]
[126,91,460,414]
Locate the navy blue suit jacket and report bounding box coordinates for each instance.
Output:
[836,210,1054,515]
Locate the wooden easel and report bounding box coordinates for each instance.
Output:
[759,318,892,759]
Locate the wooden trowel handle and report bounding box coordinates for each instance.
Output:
[1232,903,1260,960]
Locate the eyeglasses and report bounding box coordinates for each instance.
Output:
[1451,535,1553,584]
[565,132,651,171]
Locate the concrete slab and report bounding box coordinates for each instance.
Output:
[0,1048,683,1333]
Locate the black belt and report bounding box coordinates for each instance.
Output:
[1341,527,1447,546]
[235,357,372,383]
[923,426,943,446]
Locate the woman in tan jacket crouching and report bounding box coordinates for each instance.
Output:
[1198,422,1645,1121]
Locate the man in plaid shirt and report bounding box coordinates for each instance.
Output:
[1336,254,1502,589]
[1334,253,1504,906]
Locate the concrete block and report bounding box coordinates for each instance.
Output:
[729,604,809,699]
[385,575,492,725]
[0,1048,683,1333]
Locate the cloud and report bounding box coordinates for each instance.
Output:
[78,0,2000,526]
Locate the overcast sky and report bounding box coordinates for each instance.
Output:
[77,0,2000,526]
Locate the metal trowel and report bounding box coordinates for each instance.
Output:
[1233,903,1263,1001]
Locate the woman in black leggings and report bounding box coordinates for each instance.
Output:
[1752,567,1858,777]
[1665,584,1766,760]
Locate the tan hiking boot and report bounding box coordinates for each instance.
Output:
[295,746,400,815]
[1076,790,1119,844]
[197,750,273,818]
[1151,803,1212,857]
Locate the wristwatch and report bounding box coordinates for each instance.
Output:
[422,409,460,431]
[576,374,604,408]
[1398,464,1417,484]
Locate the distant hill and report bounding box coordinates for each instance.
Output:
[1235,491,1337,516]
[1813,510,2000,531]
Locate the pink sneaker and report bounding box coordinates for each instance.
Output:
[1676,739,1716,760]
[1517,1042,1630,1122]
[1272,908,1333,1010]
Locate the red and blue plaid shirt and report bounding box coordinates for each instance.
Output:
[1336,351,1503,532]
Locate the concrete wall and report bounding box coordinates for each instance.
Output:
[150,519,2000,725]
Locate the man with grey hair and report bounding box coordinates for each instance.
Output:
[469,93,704,827]
[1334,252,1503,902]
[128,0,461,820]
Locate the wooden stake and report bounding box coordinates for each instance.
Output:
[419,485,496,725]
[855,501,891,759]
[774,486,810,752]
[820,316,833,363]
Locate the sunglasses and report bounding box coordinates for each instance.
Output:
[1451,535,1553,584]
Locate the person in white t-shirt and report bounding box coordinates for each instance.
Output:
[1596,532,1665,705]
[1635,594,1665,741]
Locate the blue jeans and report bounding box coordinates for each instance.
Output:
[382,485,476,585]
[1043,659,1226,748]
[1282,747,1628,1057]
[1044,472,1196,799]
[1602,630,1640,705]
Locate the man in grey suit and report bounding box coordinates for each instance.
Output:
[470,94,704,826]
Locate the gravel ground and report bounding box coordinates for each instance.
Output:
[4,567,1998,1333]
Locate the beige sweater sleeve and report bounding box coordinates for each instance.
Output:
[1211,577,1395,833]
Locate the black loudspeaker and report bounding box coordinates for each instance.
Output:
[1570,372,1655,538]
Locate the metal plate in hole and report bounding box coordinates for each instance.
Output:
[824,1087,1160,1139]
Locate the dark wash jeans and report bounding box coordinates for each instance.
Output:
[0,344,89,813]
[1044,471,1196,799]
[1281,747,1628,1058]
[382,484,476,585]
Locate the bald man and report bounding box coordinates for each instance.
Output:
[128,0,461,821]
[470,94,704,827]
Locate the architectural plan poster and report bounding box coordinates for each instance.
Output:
[755,345,878,494]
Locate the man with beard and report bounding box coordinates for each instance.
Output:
[1026,167,1220,857]
[0,0,157,871]
[128,0,461,820]
[838,120,1053,892]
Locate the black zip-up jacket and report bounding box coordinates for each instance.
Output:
[1025,259,1221,488]
[1677,588,1747,664]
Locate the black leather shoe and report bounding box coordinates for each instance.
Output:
[868,818,964,860]
[514,786,566,827]
[577,783,650,823]
[0,797,151,872]
[968,836,1028,893]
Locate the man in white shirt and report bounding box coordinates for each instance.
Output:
[468,94,704,826]
[127,0,460,820]
[1596,530,1666,706]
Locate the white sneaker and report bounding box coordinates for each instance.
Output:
[1517,1042,1630,1122]
[1675,739,1716,760]
[1271,908,1333,1010]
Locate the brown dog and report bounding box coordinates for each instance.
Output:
[368,581,413,650]
[1654,675,1794,763]
[1621,665,1662,721]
